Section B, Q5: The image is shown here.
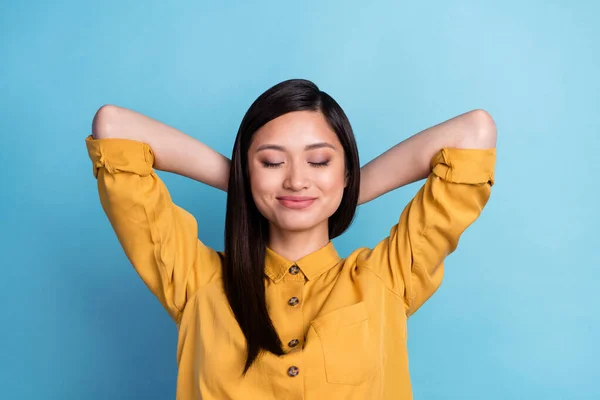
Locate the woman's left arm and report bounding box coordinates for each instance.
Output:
[358,109,497,205]
[356,109,497,316]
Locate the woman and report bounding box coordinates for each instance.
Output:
[86,79,496,399]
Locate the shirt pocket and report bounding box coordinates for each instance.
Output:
[310,302,377,385]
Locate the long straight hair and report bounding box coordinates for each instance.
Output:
[223,79,360,375]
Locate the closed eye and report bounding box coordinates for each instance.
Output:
[262,161,283,168]
[309,161,329,167]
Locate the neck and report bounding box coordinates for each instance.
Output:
[268,221,330,261]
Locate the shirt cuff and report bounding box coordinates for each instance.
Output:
[430,147,496,186]
[85,135,155,179]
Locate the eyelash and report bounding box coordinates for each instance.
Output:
[262,162,282,168]
[261,161,330,168]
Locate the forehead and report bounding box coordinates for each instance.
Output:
[250,111,340,150]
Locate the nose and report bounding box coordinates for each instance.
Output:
[283,162,308,191]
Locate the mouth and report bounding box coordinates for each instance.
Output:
[276,196,317,210]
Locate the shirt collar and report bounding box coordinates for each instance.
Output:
[264,241,341,283]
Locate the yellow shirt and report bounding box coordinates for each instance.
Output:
[86,135,496,400]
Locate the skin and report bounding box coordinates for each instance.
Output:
[247,111,347,261]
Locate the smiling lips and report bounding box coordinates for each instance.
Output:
[276,196,317,210]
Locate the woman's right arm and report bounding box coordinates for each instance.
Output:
[87,105,226,323]
[92,104,231,190]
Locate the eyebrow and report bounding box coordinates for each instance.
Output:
[255,142,337,153]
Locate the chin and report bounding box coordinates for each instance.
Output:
[272,214,328,233]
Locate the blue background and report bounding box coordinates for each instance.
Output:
[1,0,598,399]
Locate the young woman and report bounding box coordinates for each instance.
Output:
[86,79,496,399]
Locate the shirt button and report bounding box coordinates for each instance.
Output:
[288,297,299,307]
[287,366,299,377]
[288,339,300,348]
[288,265,300,275]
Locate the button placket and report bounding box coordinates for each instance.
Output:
[287,264,304,360]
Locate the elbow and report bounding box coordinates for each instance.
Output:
[463,109,497,149]
[92,104,120,139]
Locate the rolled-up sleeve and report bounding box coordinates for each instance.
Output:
[86,135,221,323]
[359,147,496,316]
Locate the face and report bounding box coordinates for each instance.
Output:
[247,111,347,237]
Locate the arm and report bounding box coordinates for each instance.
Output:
[358,109,497,205]
[92,104,231,191]
[87,105,223,323]
[356,109,497,316]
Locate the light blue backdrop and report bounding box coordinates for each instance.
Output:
[1,0,598,399]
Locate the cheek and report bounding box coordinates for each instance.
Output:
[317,168,347,195]
[249,169,279,200]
